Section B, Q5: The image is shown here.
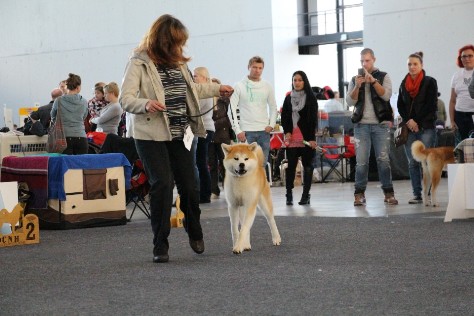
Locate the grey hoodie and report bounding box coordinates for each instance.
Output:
[51,94,88,137]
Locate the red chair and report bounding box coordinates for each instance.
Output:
[320,142,345,183]
[341,135,356,181]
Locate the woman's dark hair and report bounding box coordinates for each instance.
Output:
[66,73,81,90]
[292,70,316,103]
[409,51,424,63]
[138,14,190,66]
[456,44,474,68]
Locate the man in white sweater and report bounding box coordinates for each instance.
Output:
[229,56,278,171]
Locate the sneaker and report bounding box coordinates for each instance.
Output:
[354,193,366,206]
[408,196,423,204]
[211,193,220,200]
[384,193,399,205]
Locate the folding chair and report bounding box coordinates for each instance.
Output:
[126,159,151,221]
[341,135,356,181]
[320,141,345,183]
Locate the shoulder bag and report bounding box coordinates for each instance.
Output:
[47,98,68,153]
[394,101,413,148]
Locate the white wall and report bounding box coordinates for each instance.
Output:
[0,0,335,126]
[363,0,474,124]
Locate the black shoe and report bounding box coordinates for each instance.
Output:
[199,198,211,204]
[286,190,293,205]
[153,254,169,263]
[298,194,310,205]
[189,238,205,254]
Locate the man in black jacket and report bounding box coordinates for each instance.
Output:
[34,88,63,130]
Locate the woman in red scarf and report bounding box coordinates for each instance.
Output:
[397,51,438,204]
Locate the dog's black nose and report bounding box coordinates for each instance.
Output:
[239,163,245,169]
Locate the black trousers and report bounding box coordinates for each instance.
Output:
[135,139,202,255]
[454,110,474,141]
[64,137,88,155]
[285,146,315,191]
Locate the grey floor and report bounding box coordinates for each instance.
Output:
[130,178,451,221]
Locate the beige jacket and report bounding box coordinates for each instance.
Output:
[120,50,221,140]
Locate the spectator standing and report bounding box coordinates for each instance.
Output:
[34,88,63,130]
[209,78,232,199]
[229,56,278,173]
[281,70,318,205]
[58,80,68,95]
[345,48,398,206]
[87,82,109,132]
[397,51,438,204]
[449,44,474,141]
[193,67,215,203]
[50,73,89,155]
[90,82,123,135]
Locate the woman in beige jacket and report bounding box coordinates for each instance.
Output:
[120,14,233,263]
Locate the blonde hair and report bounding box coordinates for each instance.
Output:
[104,82,120,97]
[194,67,210,82]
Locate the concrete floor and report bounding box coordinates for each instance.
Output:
[127,178,450,222]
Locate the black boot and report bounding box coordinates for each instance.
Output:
[286,190,293,205]
[298,193,310,205]
[299,167,313,205]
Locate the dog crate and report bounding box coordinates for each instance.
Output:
[0,134,48,165]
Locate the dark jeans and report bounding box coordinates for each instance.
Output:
[209,141,225,196]
[135,139,203,256]
[454,110,474,141]
[63,137,88,155]
[196,131,214,201]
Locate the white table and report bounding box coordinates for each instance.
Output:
[445,163,474,222]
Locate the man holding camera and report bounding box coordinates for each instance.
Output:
[346,48,398,206]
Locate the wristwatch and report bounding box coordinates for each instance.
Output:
[371,79,379,86]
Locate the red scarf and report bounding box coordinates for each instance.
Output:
[405,71,424,98]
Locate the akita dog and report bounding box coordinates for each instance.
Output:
[221,142,281,254]
[411,140,455,207]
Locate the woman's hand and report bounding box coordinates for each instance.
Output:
[145,100,166,113]
[219,85,234,97]
[407,119,419,133]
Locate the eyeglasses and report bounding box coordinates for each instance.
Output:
[461,54,474,59]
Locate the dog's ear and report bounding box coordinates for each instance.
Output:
[248,142,258,152]
[221,143,231,155]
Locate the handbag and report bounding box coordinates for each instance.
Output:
[394,123,409,147]
[47,98,67,153]
[394,100,414,148]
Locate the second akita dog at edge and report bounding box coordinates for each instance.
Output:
[221,142,282,254]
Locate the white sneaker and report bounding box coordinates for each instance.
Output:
[211,193,220,200]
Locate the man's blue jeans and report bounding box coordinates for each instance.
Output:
[245,131,271,167]
[403,128,436,198]
[353,123,394,193]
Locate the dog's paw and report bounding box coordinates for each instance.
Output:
[273,237,282,246]
[232,245,243,254]
[432,202,440,207]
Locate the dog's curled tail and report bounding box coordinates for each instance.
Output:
[411,140,427,162]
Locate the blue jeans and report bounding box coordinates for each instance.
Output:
[245,131,271,167]
[135,139,203,256]
[404,128,436,197]
[196,131,214,201]
[354,123,394,193]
